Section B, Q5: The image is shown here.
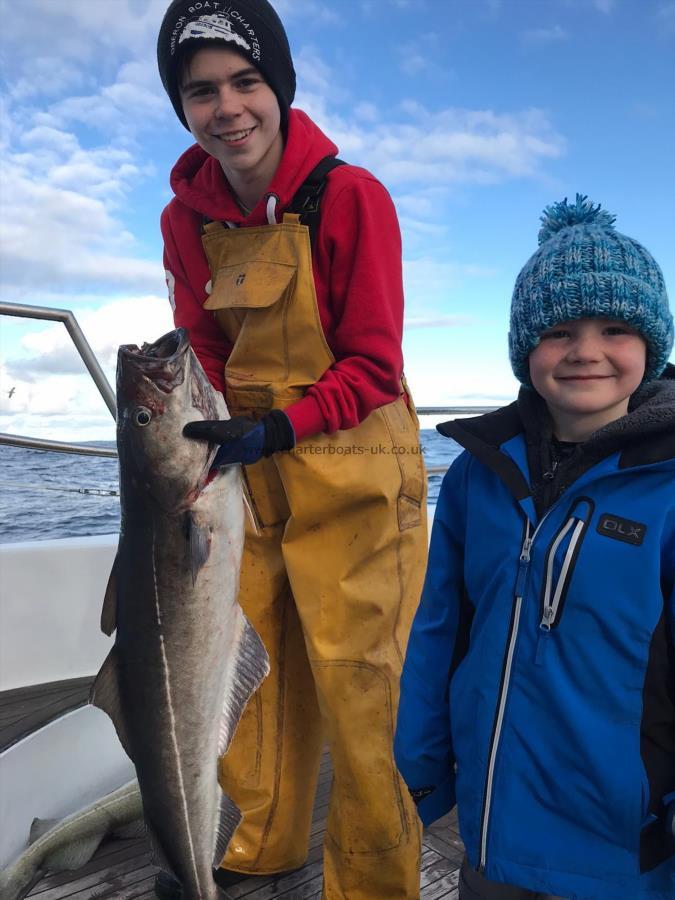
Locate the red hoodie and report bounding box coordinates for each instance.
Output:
[161,109,405,441]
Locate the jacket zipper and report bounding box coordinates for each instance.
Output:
[478,518,541,871]
[478,499,595,869]
[539,517,585,630]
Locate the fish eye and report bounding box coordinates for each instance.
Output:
[133,407,152,427]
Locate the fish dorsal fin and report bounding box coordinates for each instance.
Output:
[29,817,59,843]
[101,553,119,636]
[218,615,270,757]
[213,792,242,868]
[89,647,133,760]
[188,513,211,586]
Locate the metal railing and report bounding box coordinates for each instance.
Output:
[0,302,500,471]
[1,302,117,458]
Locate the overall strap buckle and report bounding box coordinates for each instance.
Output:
[290,156,346,244]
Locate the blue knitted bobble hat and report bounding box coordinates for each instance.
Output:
[508,194,673,385]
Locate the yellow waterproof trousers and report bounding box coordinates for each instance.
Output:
[201,215,428,899]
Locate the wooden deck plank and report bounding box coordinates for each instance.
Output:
[21,747,464,899]
[29,839,149,891]
[223,861,324,899]
[0,677,93,751]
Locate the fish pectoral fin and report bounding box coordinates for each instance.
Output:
[218,616,270,757]
[101,553,119,636]
[89,647,133,760]
[188,513,211,586]
[213,792,242,868]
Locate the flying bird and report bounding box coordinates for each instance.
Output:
[7,387,15,398]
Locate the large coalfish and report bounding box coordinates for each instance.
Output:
[90,329,269,900]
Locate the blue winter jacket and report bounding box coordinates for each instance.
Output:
[395,375,675,900]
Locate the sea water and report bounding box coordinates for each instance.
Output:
[0,430,461,544]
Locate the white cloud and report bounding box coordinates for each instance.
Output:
[1,104,164,298]
[8,296,173,378]
[1,297,175,440]
[0,153,162,296]
[42,59,168,136]
[0,0,168,69]
[354,102,379,123]
[9,58,88,102]
[593,0,614,12]
[310,106,565,188]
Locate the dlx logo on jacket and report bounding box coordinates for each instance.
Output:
[596,513,647,546]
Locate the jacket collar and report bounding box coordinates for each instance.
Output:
[437,365,675,503]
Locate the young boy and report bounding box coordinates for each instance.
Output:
[395,195,675,899]
[156,1,427,898]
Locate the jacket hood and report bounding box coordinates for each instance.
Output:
[169,108,338,225]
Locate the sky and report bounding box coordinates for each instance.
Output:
[1,0,674,441]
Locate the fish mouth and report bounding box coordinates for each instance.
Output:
[118,329,190,394]
[120,328,189,364]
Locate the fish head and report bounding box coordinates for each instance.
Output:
[116,329,224,511]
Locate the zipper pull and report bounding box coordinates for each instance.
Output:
[540,606,555,631]
[543,460,558,481]
[515,532,533,598]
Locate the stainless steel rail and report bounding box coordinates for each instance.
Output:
[0,302,117,458]
[0,433,117,458]
[416,407,497,416]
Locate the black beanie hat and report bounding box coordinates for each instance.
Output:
[157,0,296,130]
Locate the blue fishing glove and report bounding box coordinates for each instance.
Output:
[183,410,295,467]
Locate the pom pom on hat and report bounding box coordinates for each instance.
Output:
[537,195,616,245]
[508,194,673,385]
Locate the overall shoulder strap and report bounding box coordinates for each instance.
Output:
[200,156,346,238]
[290,156,346,246]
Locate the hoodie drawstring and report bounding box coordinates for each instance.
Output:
[266,194,279,225]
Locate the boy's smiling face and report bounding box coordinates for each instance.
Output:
[528,317,647,440]
[179,46,283,198]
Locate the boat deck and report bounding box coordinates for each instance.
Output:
[3,680,464,899]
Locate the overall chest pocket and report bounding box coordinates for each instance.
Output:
[204,260,297,384]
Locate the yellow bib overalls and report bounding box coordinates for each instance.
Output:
[202,213,428,899]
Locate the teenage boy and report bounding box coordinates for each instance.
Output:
[156,2,427,898]
[395,196,675,899]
